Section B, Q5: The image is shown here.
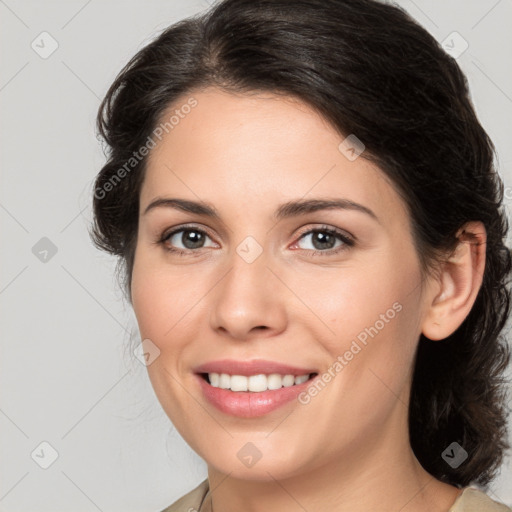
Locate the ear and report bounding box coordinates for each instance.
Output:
[421,221,486,341]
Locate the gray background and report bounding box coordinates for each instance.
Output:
[1,0,511,511]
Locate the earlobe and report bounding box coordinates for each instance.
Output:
[422,221,486,341]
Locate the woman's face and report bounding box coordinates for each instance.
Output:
[131,87,434,481]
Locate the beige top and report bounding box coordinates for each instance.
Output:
[160,479,511,512]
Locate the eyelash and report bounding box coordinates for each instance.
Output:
[156,224,355,258]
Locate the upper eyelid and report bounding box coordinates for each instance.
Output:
[295,224,353,240]
[162,223,216,241]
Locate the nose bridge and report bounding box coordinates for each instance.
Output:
[222,237,273,312]
[209,235,287,339]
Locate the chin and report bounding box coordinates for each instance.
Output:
[197,438,314,482]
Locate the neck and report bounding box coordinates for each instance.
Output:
[206,404,460,512]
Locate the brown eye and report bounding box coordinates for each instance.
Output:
[295,227,354,254]
[165,229,207,249]
[160,226,217,255]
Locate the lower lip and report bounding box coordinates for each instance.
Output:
[196,374,315,418]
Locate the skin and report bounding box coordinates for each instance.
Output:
[131,87,486,512]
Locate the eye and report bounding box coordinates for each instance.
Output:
[157,224,355,257]
[159,226,217,255]
[292,226,354,255]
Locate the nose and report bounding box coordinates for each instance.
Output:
[209,246,288,341]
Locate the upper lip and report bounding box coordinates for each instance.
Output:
[194,359,317,376]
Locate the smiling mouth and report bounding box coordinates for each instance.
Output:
[199,372,318,392]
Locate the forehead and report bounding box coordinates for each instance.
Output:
[140,88,408,225]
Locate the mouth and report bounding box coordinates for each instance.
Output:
[198,372,318,392]
[193,360,319,418]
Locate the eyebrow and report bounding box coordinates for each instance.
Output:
[143,197,379,222]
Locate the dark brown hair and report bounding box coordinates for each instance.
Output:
[90,0,511,488]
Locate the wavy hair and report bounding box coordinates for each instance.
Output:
[90,0,511,487]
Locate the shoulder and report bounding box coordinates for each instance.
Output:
[450,487,511,512]
[159,479,210,512]
[158,482,512,512]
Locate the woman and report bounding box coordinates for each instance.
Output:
[90,0,512,510]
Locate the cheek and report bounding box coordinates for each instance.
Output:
[295,257,420,346]
[131,251,205,341]
[130,253,208,431]
[293,250,423,398]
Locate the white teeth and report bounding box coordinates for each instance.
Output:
[267,373,283,390]
[248,374,267,392]
[209,373,220,387]
[219,373,231,389]
[207,372,311,392]
[282,375,295,387]
[294,374,309,385]
[230,375,248,392]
